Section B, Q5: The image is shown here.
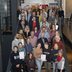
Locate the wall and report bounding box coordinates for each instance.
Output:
[66,0,72,18]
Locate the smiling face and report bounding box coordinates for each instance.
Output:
[37,43,41,48]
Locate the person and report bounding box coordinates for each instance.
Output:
[51,43,60,72]
[37,32,48,51]
[25,38,33,54]
[30,31,37,47]
[43,42,52,72]
[57,50,65,72]
[12,34,24,50]
[10,46,21,72]
[18,15,28,31]
[53,35,64,49]
[40,17,49,29]
[25,53,36,72]
[38,27,50,41]
[24,25,31,39]
[29,11,40,31]
[33,43,43,72]
[18,42,27,72]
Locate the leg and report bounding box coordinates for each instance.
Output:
[35,58,43,72]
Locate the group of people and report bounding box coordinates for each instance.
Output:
[10,5,65,72]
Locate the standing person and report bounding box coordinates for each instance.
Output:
[25,53,36,72]
[10,46,21,72]
[58,7,64,34]
[25,38,33,54]
[57,51,65,72]
[51,43,60,72]
[29,11,40,31]
[18,42,27,72]
[18,15,28,31]
[30,31,37,48]
[43,42,52,72]
[33,43,43,72]
[37,32,48,51]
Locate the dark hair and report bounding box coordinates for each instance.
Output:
[13,46,18,49]
[18,42,22,46]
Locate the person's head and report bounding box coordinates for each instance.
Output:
[34,27,38,32]
[32,11,36,16]
[28,8,31,13]
[52,24,56,31]
[42,27,46,32]
[21,9,24,13]
[27,38,30,44]
[31,31,35,38]
[32,17,36,21]
[58,50,63,57]
[15,34,20,39]
[53,43,59,50]
[13,46,18,53]
[21,15,25,21]
[42,17,46,22]
[44,42,49,49]
[55,35,61,42]
[18,29,23,34]
[37,11,40,16]
[25,25,30,32]
[18,42,23,48]
[29,53,33,59]
[55,31,60,36]
[37,43,41,48]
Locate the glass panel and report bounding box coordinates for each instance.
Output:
[0,0,12,35]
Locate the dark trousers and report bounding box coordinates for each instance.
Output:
[57,69,65,72]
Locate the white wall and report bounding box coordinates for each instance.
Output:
[24,0,57,5]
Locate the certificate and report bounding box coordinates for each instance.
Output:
[41,54,46,61]
[19,52,25,59]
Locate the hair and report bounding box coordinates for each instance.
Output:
[18,42,22,46]
[13,46,18,50]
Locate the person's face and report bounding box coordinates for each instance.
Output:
[58,52,62,57]
[14,47,18,52]
[18,44,23,48]
[54,44,58,50]
[37,43,41,48]
[44,44,48,49]
[27,39,30,43]
[55,36,60,42]
[42,27,46,32]
[31,31,34,37]
[32,12,36,16]
[21,16,25,21]
[33,17,36,21]
[19,30,23,34]
[29,53,32,59]
[52,25,56,31]
[37,11,39,15]
[43,17,46,22]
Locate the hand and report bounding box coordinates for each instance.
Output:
[60,70,62,72]
[16,64,20,68]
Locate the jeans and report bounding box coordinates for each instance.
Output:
[35,58,43,72]
[53,62,57,72]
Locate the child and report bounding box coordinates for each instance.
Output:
[10,46,21,72]
[25,53,36,72]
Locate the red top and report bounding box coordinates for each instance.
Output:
[33,21,36,29]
